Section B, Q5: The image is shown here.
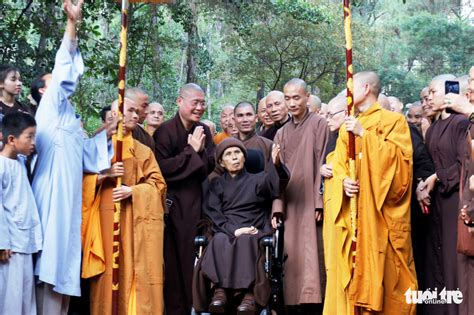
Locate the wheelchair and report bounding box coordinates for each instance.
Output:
[192,149,287,315]
[193,220,285,315]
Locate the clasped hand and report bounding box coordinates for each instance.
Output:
[234,226,258,237]
[188,126,205,152]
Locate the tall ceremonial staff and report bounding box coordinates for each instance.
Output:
[112,1,174,314]
[112,0,129,313]
[343,1,360,314]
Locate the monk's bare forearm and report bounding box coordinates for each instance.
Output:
[65,18,77,39]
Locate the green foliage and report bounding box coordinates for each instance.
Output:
[0,0,472,129]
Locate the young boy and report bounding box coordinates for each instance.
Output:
[0,112,42,314]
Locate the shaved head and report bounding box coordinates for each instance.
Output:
[326,95,346,131]
[266,90,288,123]
[327,95,346,112]
[354,71,381,97]
[378,94,390,110]
[234,101,255,114]
[428,74,456,115]
[388,96,403,113]
[457,75,469,96]
[308,95,322,113]
[178,83,205,98]
[219,104,234,130]
[284,78,308,92]
[267,90,284,100]
[407,103,423,129]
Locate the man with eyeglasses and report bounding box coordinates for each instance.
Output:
[320,95,346,179]
[153,83,215,315]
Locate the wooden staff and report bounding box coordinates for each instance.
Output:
[112,1,174,313]
[343,1,360,314]
[112,0,129,313]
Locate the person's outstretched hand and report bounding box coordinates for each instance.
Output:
[64,0,84,22]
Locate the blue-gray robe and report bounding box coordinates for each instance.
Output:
[32,36,112,296]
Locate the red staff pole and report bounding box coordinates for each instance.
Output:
[343,1,360,314]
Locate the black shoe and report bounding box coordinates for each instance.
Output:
[209,288,227,313]
[237,293,256,315]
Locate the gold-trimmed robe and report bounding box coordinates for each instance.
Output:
[323,103,417,315]
[87,135,166,315]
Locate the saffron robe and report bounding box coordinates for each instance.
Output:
[32,36,112,296]
[213,131,230,145]
[272,110,328,305]
[323,103,417,315]
[88,135,166,315]
[153,113,215,315]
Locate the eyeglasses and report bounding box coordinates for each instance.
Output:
[327,109,346,119]
[179,95,207,109]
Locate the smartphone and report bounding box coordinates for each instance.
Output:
[445,80,460,113]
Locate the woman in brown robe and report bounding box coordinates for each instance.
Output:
[419,75,471,315]
[198,138,289,314]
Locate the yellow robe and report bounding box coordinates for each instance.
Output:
[85,134,167,315]
[213,131,230,145]
[323,103,417,315]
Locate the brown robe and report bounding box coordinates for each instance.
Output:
[426,113,470,315]
[153,113,215,315]
[239,131,273,165]
[272,110,328,305]
[89,138,166,315]
[458,125,474,315]
[132,124,155,153]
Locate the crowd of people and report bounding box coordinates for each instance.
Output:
[1,1,474,315]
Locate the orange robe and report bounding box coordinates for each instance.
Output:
[86,134,166,315]
[323,103,417,315]
[213,131,230,145]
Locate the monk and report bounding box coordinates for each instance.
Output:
[321,95,346,179]
[323,71,417,315]
[234,101,273,164]
[213,105,234,144]
[377,93,391,110]
[86,98,166,314]
[407,103,440,308]
[262,91,290,141]
[271,78,328,314]
[153,83,215,315]
[202,119,217,138]
[308,94,322,113]
[126,87,155,152]
[388,96,404,113]
[256,96,273,135]
[406,103,423,133]
[145,102,164,135]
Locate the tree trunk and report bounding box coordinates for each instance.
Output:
[186,0,198,83]
[256,82,265,103]
[151,4,163,102]
[33,1,55,73]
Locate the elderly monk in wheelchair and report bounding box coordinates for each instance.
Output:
[192,138,289,315]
